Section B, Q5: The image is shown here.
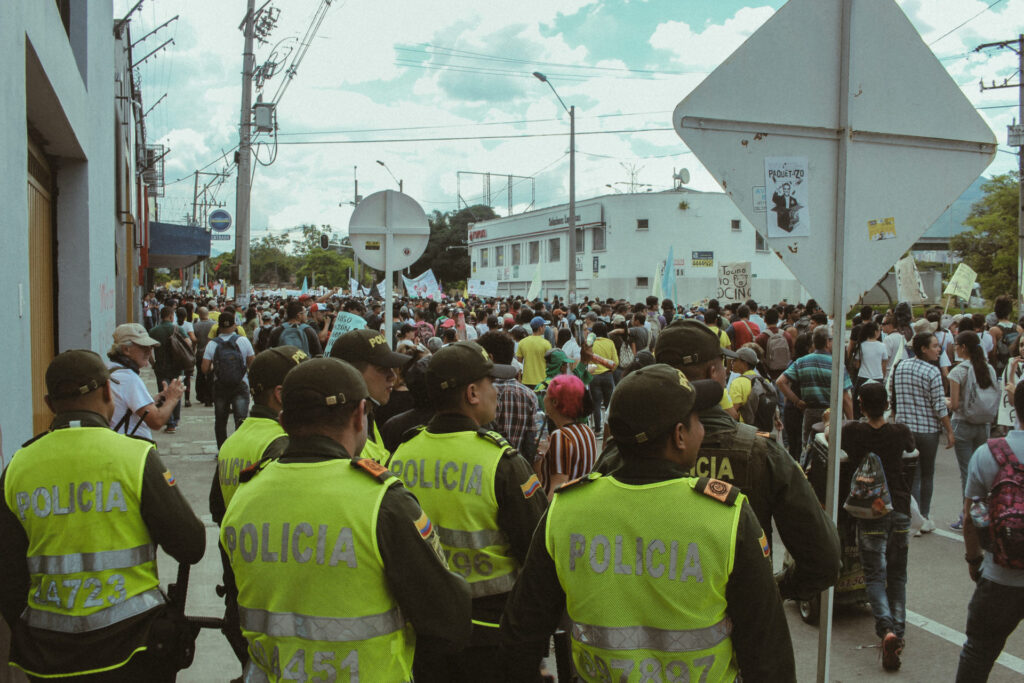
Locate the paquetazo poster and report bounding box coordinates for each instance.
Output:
[765,156,809,238]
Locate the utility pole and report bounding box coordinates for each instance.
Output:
[977,35,1024,309]
[234,0,256,304]
[192,170,199,225]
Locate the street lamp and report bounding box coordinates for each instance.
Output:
[533,71,576,300]
[376,160,403,193]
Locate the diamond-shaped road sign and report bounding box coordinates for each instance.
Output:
[673,0,996,305]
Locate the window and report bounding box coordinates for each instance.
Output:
[755,232,769,253]
[732,219,742,232]
[480,248,488,268]
[593,226,607,251]
[636,277,649,288]
[495,245,504,266]
[637,219,649,230]
[529,240,540,264]
[575,228,585,253]
[511,243,521,265]
[548,238,561,262]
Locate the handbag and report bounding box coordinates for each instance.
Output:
[844,451,893,519]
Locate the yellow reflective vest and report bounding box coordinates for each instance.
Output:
[3,426,163,677]
[362,420,390,466]
[546,475,742,683]
[218,416,286,509]
[221,458,415,682]
[389,430,519,601]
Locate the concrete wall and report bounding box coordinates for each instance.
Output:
[0,1,118,456]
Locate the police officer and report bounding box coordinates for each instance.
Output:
[390,341,548,682]
[328,328,411,465]
[0,350,205,681]
[221,357,471,681]
[596,320,841,601]
[502,364,796,682]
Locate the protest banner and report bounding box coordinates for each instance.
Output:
[895,255,927,304]
[468,280,498,297]
[323,311,368,356]
[943,262,978,300]
[716,262,751,302]
[402,269,443,299]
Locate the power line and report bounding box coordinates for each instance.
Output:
[929,0,1008,46]
[274,127,676,146]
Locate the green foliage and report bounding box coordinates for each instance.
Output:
[295,249,354,288]
[409,204,497,286]
[951,172,1020,300]
[250,234,295,285]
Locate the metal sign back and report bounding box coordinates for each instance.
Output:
[348,190,429,271]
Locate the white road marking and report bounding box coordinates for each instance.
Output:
[931,528,963,543]
[906,609,1024,674]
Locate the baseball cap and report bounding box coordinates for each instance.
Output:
[281,357,368,413]
[427,341,517,391]
[112,323,160,347]
[655,320,737,367]
[530,316,545,330]
[46,349,119,399]
[329,329,409,368]
[735,347,759,366]
[310,303,321,313]
[261,312,273,321]
[249,346,309,396]
[608,364,722,446]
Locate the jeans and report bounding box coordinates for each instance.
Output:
[214,383,250,448]
[911,431,941,518]
[784,400,804,461]
[858,511,910,639]
[154,370,181,428]
[956,578,1024,682]
[589,372,615,433]
[953,420,991,496]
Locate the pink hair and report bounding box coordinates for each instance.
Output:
[548,374,585,419]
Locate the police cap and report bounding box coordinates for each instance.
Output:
[46,349,119,400]
[329,329,409,368]
[281,357,368,413]
[427,341,517,392]
[249,346,309,396]
[655,319,737,367]
[608,364,722,446]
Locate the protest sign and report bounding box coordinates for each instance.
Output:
[323,311,368,356]
[716,262,751,302]
[943,263,978,300]
[468,280,498,297]
[402,269,442,299]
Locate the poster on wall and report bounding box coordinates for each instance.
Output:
[764,156,809,238]
[716,261,751,303]
[468,280,498,297]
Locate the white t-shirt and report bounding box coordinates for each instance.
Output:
[857,340,888,380]
[105,362,156,440]
[179,320,194,337]
[981,330,995,355]
[883,332,905,366]
[203,333,256,387]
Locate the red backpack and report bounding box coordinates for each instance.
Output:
[986,438,1024,569]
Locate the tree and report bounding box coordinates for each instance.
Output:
[408,204,497,286]
[250,234,295,285]
[951,172,1020,300]
[295,249,354,288]
[208,251,235,281]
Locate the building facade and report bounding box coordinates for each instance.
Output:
[468,189,808,304]
[0,1,154,450]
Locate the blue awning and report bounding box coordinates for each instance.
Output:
[149,221,211,270]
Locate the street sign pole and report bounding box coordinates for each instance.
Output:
[385,222,395,348]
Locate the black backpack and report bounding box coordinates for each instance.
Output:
[995,322,1019,376]
[739,374,779,433]
[212,334,246,390]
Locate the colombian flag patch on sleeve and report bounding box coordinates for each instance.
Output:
[758,530,770,558]
[162,470,176,487]
[414,512,433,539]
[520,475,541,499]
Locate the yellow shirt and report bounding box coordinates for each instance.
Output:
[708,325,731,348]
[590,337,618,376]
[728,370,758,419]
[516,334,551,386]
[208,323,247,339]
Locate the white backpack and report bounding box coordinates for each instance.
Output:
[962,363,1000,425]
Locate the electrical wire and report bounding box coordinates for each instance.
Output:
[275,127,676,146]
[929,0,1008,46]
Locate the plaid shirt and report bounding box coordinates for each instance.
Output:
[782,350,852,408]
[892,357,947,433]
[491,378,539,454]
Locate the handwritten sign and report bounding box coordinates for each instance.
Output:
[943,262,978,300]
[716,261,751,303]
[998,362,1023,428]
[323,311,368,356]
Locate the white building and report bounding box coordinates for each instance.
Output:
[468,189,808,304]
[0,2,155,450]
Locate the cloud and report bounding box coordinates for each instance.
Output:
[649,6,776,70]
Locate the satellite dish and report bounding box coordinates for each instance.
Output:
[349,190,430,271]
[678,168,690,185]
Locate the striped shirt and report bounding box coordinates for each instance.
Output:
[492,378,539,454]
[782,350,853,408]
[541,422,598,494]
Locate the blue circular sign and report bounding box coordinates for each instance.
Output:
[209,209,232,232]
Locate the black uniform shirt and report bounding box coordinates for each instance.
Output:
[0,410,205,676]
[500,456,797,682]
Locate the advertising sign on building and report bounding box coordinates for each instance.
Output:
[692,251,714,267]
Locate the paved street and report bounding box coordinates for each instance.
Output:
[6,367,1024,681]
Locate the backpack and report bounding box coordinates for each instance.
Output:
[961,362,1000,425]
[764,329,791,372]
[212,334,247,390]
[278,323,311,354]
[985,438,1024,569]
[737,374,779,433]
[254,324,274,353]
[994,323,1019,375]
[843,452,893,519]
[167,328,195,373]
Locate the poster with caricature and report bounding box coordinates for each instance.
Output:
[765,157,809,238]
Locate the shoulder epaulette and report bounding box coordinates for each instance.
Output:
[756,432,772,439]
[477,429,518,457]
[20,431,49,448]
[399,425,427,445]
[239,459,269,484]
[555,471,601,494]
[696,477,741,506]
[350,457,399,485]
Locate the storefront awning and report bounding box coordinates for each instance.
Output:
[148,221,210,270]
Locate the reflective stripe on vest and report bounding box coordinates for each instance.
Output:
[238,605,404,642]
[468,572,517,599]
[571,618,732,653]
[22,588,165,633]
[26,543,155,575]
[436,526,506,550]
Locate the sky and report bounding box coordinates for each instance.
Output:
[115,0,1024,254]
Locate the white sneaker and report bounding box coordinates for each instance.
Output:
[913,528,923,537]
[921,518,936,533]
